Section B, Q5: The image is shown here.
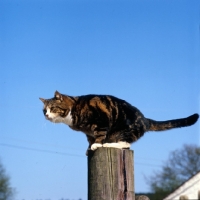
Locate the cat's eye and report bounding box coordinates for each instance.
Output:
[50,107,54,112]
[50,107,57,113]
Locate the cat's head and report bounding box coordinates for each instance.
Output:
[39,91,73,125]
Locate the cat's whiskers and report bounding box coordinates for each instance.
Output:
[42,121,47,128]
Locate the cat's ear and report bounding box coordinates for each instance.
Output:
[54,91,63,101]
[39,98,46,104]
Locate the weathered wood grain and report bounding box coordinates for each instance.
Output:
[88,148,134,200]
[135,195,150,200]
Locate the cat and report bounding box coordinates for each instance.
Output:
[40,91,199,154]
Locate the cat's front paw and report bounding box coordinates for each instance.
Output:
[91,143,103,151]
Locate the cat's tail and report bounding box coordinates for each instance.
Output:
[146,113,199,131]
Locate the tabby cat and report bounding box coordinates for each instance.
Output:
[40,91,199,153]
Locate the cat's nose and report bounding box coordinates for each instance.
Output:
[45,113,50,120]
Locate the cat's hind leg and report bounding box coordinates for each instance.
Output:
[103,141,131,149]
[90,129,107,151]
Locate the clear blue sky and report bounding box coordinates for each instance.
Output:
[0,0,200,199]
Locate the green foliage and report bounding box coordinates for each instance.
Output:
[146,144,200,200]
[0,161,14,200]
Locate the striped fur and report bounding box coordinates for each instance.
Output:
[40,91,199,152]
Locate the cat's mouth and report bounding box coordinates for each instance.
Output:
[45,115,63,124]
[45,115,52,120]
[44,113,55,121]
[45,115,55,122]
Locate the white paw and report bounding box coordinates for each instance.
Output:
[91,143,103,151]
[118,141,131,148]
[103,142,131,149]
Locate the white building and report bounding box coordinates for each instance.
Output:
[163,171,200,200]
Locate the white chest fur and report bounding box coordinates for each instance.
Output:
[62,111,73,126]
[55,110,73,126]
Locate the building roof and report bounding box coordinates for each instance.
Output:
[163,171,200,200]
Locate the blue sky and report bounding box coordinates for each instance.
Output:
[0,0,200,199]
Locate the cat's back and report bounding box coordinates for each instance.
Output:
[73,94,141,117]
[75,94,126,108]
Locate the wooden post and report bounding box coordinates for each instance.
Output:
[88,147,134,200]
[135,196,150,200]
[179,195,188,200]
